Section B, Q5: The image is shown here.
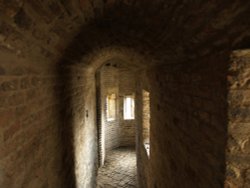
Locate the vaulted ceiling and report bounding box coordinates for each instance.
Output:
[1,0,250,65]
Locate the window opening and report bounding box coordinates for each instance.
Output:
[123,95,135,120]
[106,93,116,121]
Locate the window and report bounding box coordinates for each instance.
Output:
[106,94,116,121]
[123,95,135,120]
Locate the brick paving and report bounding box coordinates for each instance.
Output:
[96,147,137,188]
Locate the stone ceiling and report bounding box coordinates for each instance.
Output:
[0,0,250,66]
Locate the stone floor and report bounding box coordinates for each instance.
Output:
[96,147,137,188]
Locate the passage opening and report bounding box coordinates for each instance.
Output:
[96,61,138,187]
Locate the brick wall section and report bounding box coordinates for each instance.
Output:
[0,1,104,63]
[119,68,136,147]
[99,65,120,154]
[0,4,105,186]
[0,1,250,188]
[0,51,98,188]
[59,64,98,188]
[147,54,228,188]
[0,51,66,188]
[136,69,151,188]
[226,49,250,187]
[142,90,150,144]
[1,1,249,67]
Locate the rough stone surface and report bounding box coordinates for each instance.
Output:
[226,49,250,188]
[143,54,229,188]
[136,69,151,188]
[0,51,66,188]
[0,50,98,188]
[0,1,250,188]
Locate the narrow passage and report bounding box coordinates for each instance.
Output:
[97,147,137,188]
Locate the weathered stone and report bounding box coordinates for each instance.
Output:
[0,1,250,188]
[0,66,5,75]
[97,147,137,187]
[0,79,19,91]
[227,50,250,187]
[20,77,30,89]
[14,9,32,30]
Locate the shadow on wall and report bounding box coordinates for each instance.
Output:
[54,16,134,188]
[52,4,147,186]
[56,63,77,188]
[53,17,143,187]
[54,17,107,188]
[148,53,230,188]
[55,21,232,187]
[56,40,99,187]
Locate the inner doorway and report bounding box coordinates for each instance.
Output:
[95,61,138,187]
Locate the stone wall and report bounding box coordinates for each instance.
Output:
[0,51,70,188]
[99,64,120,154]
[146,54,229,188]
[0,51,98,188]
[226,49,250,187]
[136,69,151,188]
[1,1,250,188]
[0,3,104,186]
[142,90,150,144]
[0,0,104,64]
[119,68,136,147]
[62,65,98,188]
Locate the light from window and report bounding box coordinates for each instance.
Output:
[143,90,150,157]
[123,95,135,120]
[106,94,116,121]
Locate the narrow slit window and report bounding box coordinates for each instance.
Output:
[123,95,135,120]
[106,93,116,121]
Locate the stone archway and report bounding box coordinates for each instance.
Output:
[67,48,151,188]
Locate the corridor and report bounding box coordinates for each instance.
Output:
[1,1,250,188]
[97,147,137,188]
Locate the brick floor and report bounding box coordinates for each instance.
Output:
[96,147,138,188]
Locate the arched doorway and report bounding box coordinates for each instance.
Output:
[95,60,139,187]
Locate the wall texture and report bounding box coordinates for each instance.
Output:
[226,49,250,187]
[99,64,120,154]
[0,50,67,188]
[0,2,104,186]
[1,1,250,188]
[119,68,136,147]
[63,65,98,188]
[136,69,151,188]
[147,54,229,188]
[0,50,99,188]
[142,89,150,144]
